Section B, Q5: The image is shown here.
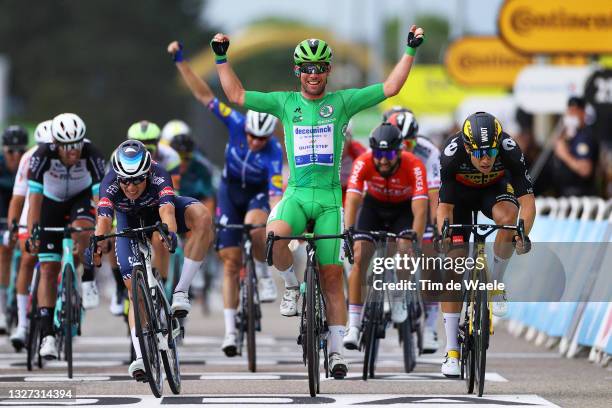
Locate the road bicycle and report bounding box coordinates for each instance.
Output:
[91,221,181,398]
[440,215,526,397]
[216,222,266,372]
[266,229,353,397]
[356,230,421,379]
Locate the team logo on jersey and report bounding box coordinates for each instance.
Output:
[293,115,303,123]
[153,176,165,186]
[219,102,232,117]
[502,138,517,151]
[341,123,348,137]
[319,104,334,118]
[271,174,283,189]
[159,186,175,197]
[444,138,459,157]
[98,197,113,208]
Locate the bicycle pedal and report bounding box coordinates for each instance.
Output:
[172,310,188,319]
[133,370,148,382]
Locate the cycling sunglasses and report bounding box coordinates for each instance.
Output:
[372,149,399,161]
[117,175,147,186]
[57,141,84,151]
[5,147,26,154]
[469,147,499,159]
[298,63,330,74]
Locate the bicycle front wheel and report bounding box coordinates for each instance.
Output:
[132,266,163,398]
[27,269,42,371]
[475,285,489,397]
[63,264,74,379]
[305,264,320,397]
[463,290,476,394]
[159,287,181,395]
[246,259,257,373]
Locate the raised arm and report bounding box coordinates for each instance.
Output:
[383,25,425,97]
[211,33,246,106]
[168,41,215,106]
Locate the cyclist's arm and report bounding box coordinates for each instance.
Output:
[344,191,363,229]
[159,204,177,234]
[411,199,428,242]
[436,202,453,234]
[517,194,536,235]
[26,192,42,234]
[173,51,215,105]
[428,189,439,226]
[267,140,284,206]
[94,215,112,237]
[7,195,25,230]
[216,59,246,106]
[382,26,424,97]
[410,158,429,241]
[171,174,181,191]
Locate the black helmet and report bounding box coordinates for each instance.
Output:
[369,123,402,151]
[170,133,195,154]
[2,125,28,147]
[461,112,502,151]
[386,110,419,140]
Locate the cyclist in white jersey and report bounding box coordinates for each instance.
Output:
[385,108,441,353]
[7,121,53,350]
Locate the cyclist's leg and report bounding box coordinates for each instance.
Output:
[37,197,65,356]
[69,192,97,308]
[114,211,144,370]
[152,233,169,280]
[15,237,36,329]
[0,191,12,327]
[176,197,211,285]
[245,191,276,300]
[216,182,248,344]
[390,200,417,323]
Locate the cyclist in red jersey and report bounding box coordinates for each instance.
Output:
[340,120,366,204]
[342,123,428,349]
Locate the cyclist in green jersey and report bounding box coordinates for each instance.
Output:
[211,24,425,377]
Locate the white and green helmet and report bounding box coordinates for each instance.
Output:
[293,39,332,65]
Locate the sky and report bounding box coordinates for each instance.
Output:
[202,0,505,41]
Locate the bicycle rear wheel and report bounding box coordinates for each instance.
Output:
[26,268,41,371]
[159,287,181,395]
[132,266,163,398]
[305,263,320,397]
[400,317,416,373]
[246,258,257,373]
[475,285,489,397]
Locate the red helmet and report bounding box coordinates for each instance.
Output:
[386,111,419,140]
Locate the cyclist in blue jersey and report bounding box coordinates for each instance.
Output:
[92,140,213,379]
[168,40,284,356]
[0,126,28,334]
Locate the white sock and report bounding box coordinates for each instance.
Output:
[174,257,203,293]
[443,312,461,352]
[17,294,29,328]
[348,304,363,328]
[328,325,345,354]
[490,254,510,283]
[425,303,439,330]
[279,265,299,288]
[0,287,6,314]
[130,327,142,359]
[255,260,271,279]
[224,308,236,336]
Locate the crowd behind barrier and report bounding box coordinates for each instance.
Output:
[499,196,612,368]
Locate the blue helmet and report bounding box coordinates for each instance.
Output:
[111,140,151,178]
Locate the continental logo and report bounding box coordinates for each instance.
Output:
[510,8,612,33]
[499,0,612,54]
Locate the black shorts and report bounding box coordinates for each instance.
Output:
[0,188,12,219]
[355,195,414,242]
[38,190,95,261]
[449,181,518,241]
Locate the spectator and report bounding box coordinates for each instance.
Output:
[551,97,599,197]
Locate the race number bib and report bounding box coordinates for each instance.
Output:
[293,124,334,167]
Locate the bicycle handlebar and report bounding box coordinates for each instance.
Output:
[265,229,355,266]
[440,218,529,251]
[215,223,267,232]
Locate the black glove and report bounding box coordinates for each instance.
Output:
[406,31,424,48]
[210,39,230,57]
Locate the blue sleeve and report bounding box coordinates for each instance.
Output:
[573,131,598,161]
[150,164,176,207]
[208,97,246,145]
[266,138,284,195]
[97,171,117,218]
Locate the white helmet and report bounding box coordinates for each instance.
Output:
[161,119,191,144]
[51,113,86,143]
[245,110,277,137]
[34,120,53,144]
[111,140,152,178]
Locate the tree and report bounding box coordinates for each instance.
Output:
[0,0,215,155]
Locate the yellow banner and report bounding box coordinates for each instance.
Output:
[445,36,532,87]
[499,0,612,54]
[383,65,505,115]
